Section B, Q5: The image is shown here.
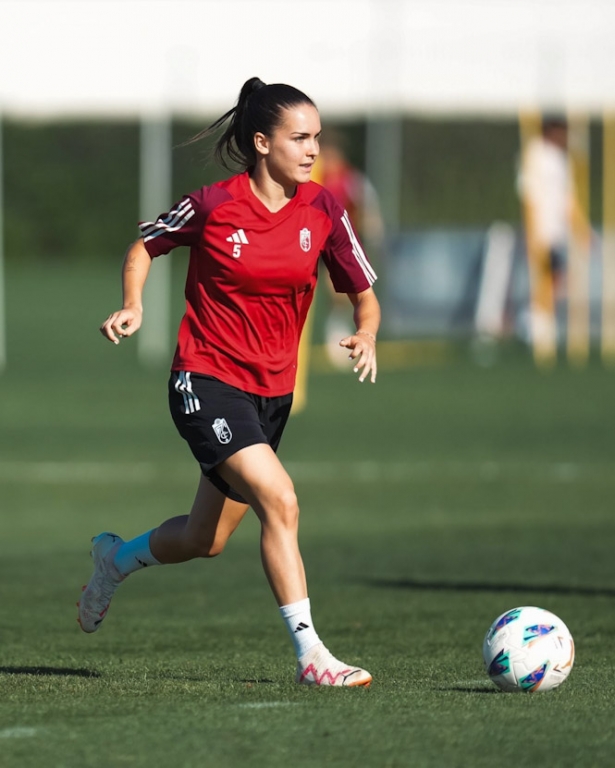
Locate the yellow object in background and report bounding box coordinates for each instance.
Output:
[603,115,615,366]
[291,305,315,415]
[566,115,591,368]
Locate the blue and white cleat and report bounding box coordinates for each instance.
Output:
[77,532,125,633]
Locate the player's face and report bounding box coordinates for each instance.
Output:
[257,104,321,187]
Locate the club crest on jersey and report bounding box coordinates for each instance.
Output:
[300,228,312,252]
[212,418,232,444]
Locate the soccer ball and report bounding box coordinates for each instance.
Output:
[482,606,575,693]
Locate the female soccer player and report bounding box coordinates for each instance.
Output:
[79,77,380,687]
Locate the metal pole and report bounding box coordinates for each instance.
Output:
[365,116,403,238]
[0,114,6,372]
[365,0,403,239]
[138,116,172,367]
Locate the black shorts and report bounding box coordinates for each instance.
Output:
[168,372,293,503]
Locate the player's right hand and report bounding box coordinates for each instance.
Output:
[100,308,143,345]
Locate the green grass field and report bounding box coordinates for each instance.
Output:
[1,262,615,767]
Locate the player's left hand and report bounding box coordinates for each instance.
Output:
[339,332,377,383]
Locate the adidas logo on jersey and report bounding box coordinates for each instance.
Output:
[226,229,249,245]
[226,229,249,258]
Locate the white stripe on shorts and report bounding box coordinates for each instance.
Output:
[175,371,201,414]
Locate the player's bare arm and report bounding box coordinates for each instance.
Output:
[340,287,380,383]
[100,239,151,344]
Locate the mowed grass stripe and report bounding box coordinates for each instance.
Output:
[0,459,610,484]
[0,728,40,740]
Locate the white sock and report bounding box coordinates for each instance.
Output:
[113,530,161,577]
[279,598,322,659]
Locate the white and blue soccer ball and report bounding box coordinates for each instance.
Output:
[482,606,575,693]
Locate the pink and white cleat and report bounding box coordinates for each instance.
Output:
[296,643,372,687]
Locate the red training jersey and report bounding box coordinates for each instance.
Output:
[140,171,377,397]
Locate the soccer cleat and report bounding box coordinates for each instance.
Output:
[77,532,125,633]
[296,643,372,687]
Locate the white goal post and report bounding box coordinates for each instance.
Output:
[137,116,172,367]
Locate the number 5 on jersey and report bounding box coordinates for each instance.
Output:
[226,228,249,259]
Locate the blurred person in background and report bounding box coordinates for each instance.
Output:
[517,116,590,359]
[79,77,380,687]
[312,131,384,368]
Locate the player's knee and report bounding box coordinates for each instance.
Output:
[271,487,300,529]
[191,534,226,559]
[201,543,225,558]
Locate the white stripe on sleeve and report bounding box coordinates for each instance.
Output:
[340,211,377,284]
[140,199,195,243]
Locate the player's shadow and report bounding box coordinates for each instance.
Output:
[160,672,275,684]
[0,666,101,678]
[365,578,615,598]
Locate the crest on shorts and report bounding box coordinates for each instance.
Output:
[299,228,311,252]
[212,417,232,444]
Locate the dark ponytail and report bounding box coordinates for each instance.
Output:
[184,77,316,172]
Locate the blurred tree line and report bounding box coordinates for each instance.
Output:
[2,117,603,262]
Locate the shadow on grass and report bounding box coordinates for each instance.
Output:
[440,685,500,694]
[366,578,615,598]
[159,673,276,684]
[0,666,100,678]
